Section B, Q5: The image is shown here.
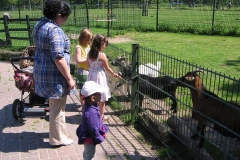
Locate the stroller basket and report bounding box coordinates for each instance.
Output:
[11,56,35,92]
[10,46,49,120]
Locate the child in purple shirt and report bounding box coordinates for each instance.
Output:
[76,81,109,160]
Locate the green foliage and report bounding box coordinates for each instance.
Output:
[0,46,25,51]
[212,23,225,35]
[135,25,156,32]
[113,25,156,32]
[113,25,133,31]
[226,27,238,36]
[7,0,18,5]
[0,53,13,61]
[2,0,43,10]
[120,113,133,125]
[156,22,240,36]
[113,30,128,36]
[156,147,172,159]
[158,23,174,32]
[204,141,226,159]
[198,27,212,35]
[108,97,123,110]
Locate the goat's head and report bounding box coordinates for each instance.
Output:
[176,69,204,89]
[118,64,132,78]
[111,55,127,66]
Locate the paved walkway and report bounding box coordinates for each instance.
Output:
[0,61,159,160]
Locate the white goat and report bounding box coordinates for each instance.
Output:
[111,56,161,77]
[138,62,161,77]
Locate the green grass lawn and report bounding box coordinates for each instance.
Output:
[109,31,240,79]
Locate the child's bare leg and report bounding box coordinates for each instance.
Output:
[99,101,105,117]
[99,101,108,121]
[78,92,85,112]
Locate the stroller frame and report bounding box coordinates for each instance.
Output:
[10,54,49,120]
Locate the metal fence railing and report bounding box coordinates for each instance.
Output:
[1,0,240,46]
[106,43,240,160]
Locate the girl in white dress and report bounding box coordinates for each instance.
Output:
[87,34,121,121]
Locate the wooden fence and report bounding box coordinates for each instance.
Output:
[0,15,39,47]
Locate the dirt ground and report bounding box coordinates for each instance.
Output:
[107,36,132,43]
[68,34,132,44]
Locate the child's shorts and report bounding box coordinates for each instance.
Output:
[76,74,88,90]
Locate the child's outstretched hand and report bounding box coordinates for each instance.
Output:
[113,73,121,79]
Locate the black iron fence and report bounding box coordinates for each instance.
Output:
[106,43,240,160]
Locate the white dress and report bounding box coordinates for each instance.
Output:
[88,52,111,102]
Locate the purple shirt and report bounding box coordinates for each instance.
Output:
[76,103,108,145]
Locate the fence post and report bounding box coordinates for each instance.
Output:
[74,5,76,26]
[18,0,21,21]
[107,0,110,37]
[85,2,90,28]
[156,0,159,31]
[142,0,148,16]
[131,43,139,121]
[211,0,216,32]
[26,15,33,46]
[1,15,12,46]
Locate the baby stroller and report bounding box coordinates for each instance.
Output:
[10,46,49,120]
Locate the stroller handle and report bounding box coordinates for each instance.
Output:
[10,56,34,62]
[10,56,34,71]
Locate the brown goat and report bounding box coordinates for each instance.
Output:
[177,70,240,148]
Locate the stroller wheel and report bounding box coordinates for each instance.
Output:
[12,99,22,120]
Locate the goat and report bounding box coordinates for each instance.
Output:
[111,56,177,113]
[111,55,126,66]
[111,55,161,77]
[177,70,240,148]
[138,61,161,77]
[125,74,178,113]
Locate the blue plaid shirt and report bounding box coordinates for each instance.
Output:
[33,17,75,99]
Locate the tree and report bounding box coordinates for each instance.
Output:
[5,0,18,11]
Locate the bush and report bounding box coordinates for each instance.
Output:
[155,22,240,37]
